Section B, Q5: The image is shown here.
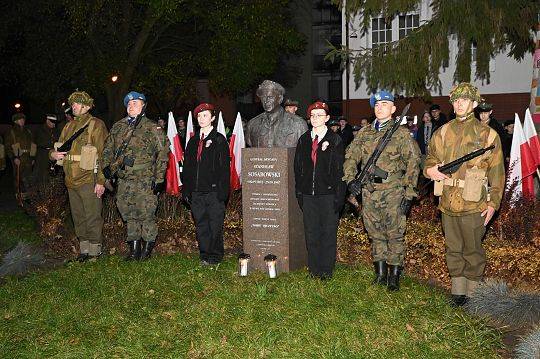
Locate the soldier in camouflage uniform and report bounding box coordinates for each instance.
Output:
[424,83,505,307]
[5,113,36,201]
[50,91,108,261]
[343,90,421,291]
[34,114,61,184]
[102,91,169,261]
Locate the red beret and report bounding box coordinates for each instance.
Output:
[194,103,215,117]
[307,101,329,117]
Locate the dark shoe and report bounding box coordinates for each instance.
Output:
[372,261,388,286]
[76,253,90,262]
[125,240,142,261]
[450,294,468,307]
[387,265,401,291]
[140,241,155,260]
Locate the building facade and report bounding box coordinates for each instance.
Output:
[341,1,534,124]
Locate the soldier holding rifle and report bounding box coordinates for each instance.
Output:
[50,91,108,262]
[424,82,504,307]
[343,91,420,291]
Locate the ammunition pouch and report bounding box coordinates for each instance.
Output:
[462,167,486,202]
[30,143,37,157]
[54,142,64,166]
[80,145,98,171]
[373,171,402,184]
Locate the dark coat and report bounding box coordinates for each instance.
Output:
[294,130,345,196]
[182,127,230,201]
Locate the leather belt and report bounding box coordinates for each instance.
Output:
[442,178,465,188]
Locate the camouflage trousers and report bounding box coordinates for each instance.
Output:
[362,187,406,265]
[116,177,158,242]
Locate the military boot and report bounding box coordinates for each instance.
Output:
[387,265,401,291]
[140,241,155,260]
[125,240,142,261]
[372,261,388,286]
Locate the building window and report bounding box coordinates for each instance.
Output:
[371,18,392,47]
[398,14,419,39]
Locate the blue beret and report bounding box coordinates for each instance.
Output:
[369,90,394,108]
[123,91,146,107]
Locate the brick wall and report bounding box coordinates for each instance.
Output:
[342,92,531,125]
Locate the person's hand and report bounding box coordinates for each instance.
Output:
[426,164,449,181]
[94,184,105,198]
[399,198,412,215]
[50,151,67,161]
[481,206,496,226]
[347,195,359,208]
[13,158,21,166]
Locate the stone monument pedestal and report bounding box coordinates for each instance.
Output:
[241,147,307,273]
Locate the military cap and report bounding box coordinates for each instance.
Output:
[429,104,441,111]
[327,118,339,126]
[123,91,146,107]
[449,82,482,103]
[46,114,59,123]
[307,101,329,117]
[68,91,94,107]
[284,99,299,107]
[12,113,26,122]
[369,90,394,108]
[194,103,215,117]
[477,102,493,112]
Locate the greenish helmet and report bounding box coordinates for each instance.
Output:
[68,91,94,107]
[449,82,482,103]
[12,113,26,122]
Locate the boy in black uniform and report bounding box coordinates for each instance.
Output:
[182,103,230,265]
[294,101,346,279]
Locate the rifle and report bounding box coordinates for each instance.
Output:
[49,122,90,176]
[102,106,147,190]
[437,145,495,175]
[15,155,23,207]
[348,103,411,196]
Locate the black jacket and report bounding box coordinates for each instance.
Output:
[294,130,345,196]
[182,127,230,201]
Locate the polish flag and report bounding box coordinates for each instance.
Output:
[523,108,540,167]
[185,111,195,151]
[507,114,536,201]
[217,111,227,138]
[229,113,245,191]
[165,112,184,195]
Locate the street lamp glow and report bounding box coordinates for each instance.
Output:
[14,103,21,109]
[111,75,119,82]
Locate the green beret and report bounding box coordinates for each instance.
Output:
[12,113,26,122]
[68,91,94,107]
[449,82,482,103]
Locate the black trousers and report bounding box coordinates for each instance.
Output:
[302,194,339,277]
[191,192,225,263]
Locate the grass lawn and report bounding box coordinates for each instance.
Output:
[0,210,41,254]
[0,254,502,358]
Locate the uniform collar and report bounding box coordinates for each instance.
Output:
[311,126,327,140]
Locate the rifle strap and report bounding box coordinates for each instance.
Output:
[86,118,95,145]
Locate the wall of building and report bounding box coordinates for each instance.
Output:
[341,0,534,123]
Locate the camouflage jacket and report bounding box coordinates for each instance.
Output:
[5,125,34,159]
[53,113,108,189]
[343,121,421,199]
[424,113,505,215]
[102,116,168,183]
[246,107,308,148]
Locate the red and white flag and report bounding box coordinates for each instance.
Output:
[165,112,184,195]
[524,108,540,167]
[185,111,195,151]
[507,114,536,201]
[217,111,227,138]
[229,112,245,191]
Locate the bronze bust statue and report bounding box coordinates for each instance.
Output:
[246,80,308,148]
